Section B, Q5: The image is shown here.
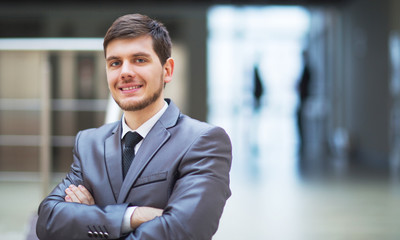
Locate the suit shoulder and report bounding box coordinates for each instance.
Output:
[77,121,119,140]
[177,114,229,137]
[178,114,211,128]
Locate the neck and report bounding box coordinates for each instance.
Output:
[123,98,165,130]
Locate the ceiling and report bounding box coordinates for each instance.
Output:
[8,0,350,6]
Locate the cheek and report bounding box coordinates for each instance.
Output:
[106,72,118,86]
[145,68,163,82]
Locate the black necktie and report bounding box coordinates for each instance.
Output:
[122,132,143,179]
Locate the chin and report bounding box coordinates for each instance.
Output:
[117,98,158,112]
[118,101,145,112]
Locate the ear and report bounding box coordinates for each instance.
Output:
[163,58,174,84]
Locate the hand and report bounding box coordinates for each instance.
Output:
[131,206,163,229]
[64,184,95,205]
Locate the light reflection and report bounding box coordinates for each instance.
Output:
[207,5,310,185]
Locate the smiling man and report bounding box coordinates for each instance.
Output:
[36,13,232,240]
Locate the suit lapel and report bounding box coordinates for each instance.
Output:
[117,123,170,203]
[104,123,123,202]
[117,99,180,203]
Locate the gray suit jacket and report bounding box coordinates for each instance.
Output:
[36,99,232,240]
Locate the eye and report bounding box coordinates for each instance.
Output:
[135,58,146,63]
[109,61,120,67]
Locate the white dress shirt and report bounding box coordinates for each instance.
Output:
[120,101,168,233]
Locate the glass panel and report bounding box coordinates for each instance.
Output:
[0,40,106,173]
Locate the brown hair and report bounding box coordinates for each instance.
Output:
[103,13,172,65]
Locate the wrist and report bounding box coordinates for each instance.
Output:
[130,206,163,229]
[130,207,145,229]
[122,206,137,233]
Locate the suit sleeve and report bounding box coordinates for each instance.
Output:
[36,131,128,240]
[125,126,232,240]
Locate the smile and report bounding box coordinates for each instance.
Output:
[121,85,142,91]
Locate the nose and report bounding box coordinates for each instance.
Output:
[120,62,135,80]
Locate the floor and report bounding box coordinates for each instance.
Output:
[214,160,400,240]
[0,178,41,240]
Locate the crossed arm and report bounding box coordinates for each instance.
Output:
[64,184,162,229]
[37,126,232,240]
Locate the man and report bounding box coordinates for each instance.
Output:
[36,13,232,240]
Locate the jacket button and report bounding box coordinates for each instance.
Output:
[104,232,109,238]
[87,231,93,237]
[93,231,99,237]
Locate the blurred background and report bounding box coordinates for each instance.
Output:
[1,0,400,239]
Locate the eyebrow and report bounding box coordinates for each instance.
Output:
[106,52,152,62]
[106,56,119,62]
[133,52,151,57]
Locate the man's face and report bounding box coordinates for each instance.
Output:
[105,35,173,112]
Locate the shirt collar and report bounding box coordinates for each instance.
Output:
[121,101,168,139]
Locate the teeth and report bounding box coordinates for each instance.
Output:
[122,86,140,91]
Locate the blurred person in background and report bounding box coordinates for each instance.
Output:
[36,13,232,240]
[296,50,311,155]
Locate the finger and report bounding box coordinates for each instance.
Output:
[78,185,95,205]
[65,186,80,203]
[65,195,72,202]
[69,185,91,204]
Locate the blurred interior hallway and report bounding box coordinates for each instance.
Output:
[208,4,400,240]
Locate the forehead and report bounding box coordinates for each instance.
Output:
[105,35,155,58]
